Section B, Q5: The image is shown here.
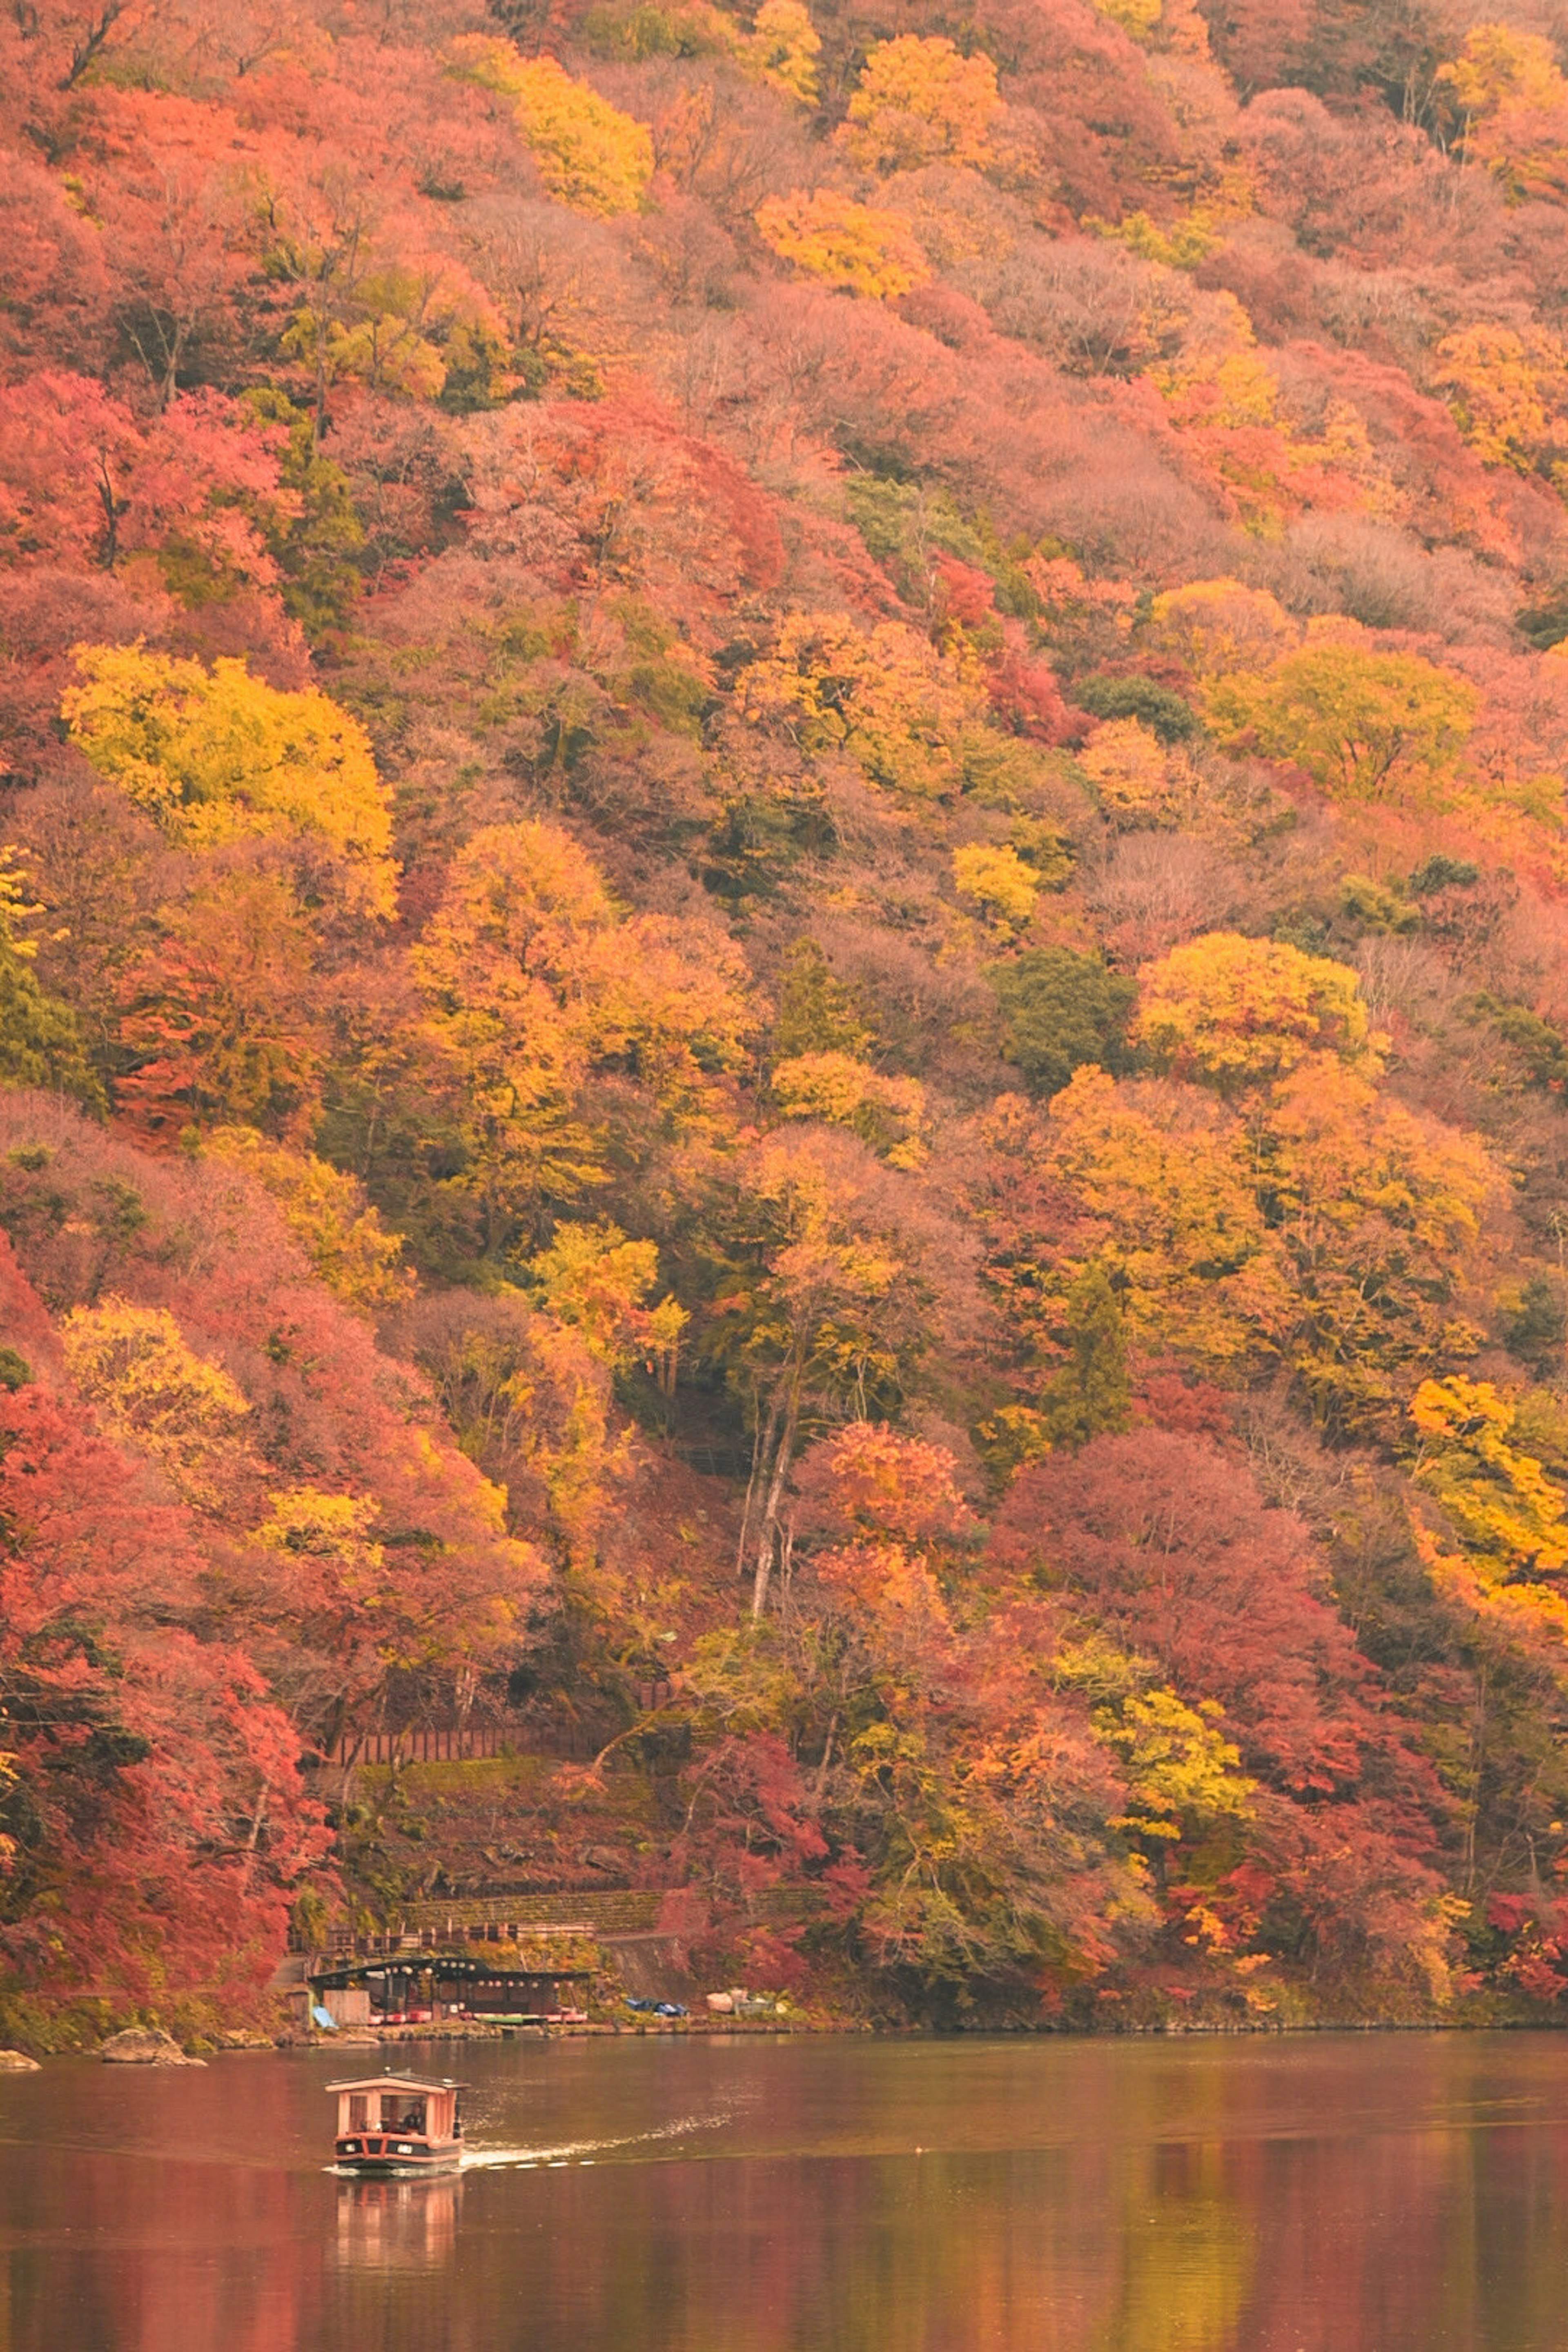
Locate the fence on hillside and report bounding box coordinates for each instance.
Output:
[286,1887,667,1956]
[321,1684,674,1771]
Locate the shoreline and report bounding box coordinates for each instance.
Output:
[268,2009,1568,2054]
[14,2007,1568,2067]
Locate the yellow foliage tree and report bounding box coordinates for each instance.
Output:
[841,34,1001,172]
[1090,0,1162,37]
[952,841,1039,932]
[62,645,396,916]
[449,38,654,216]
[1437,23,1568,204]
[1039,1068,1285,1365]
[1432,323,1568,475]
[1410,1376,1568,1581]
[737,611,976,797]
[1029,1051,1494,1430]
[754,190,931,299]
[1078,718,1200,829]
[1204,636,1477,800]
[1150,295,1380,525]
[253,1478,533,1731]
[61,1298,251,1506]
[525,1219,688,1382]
[772,1050,928,1167]
[1261,1058,1495,1432]
[1134,932,1375,1091]
[205,1128,412,1310]
[1096,1688,1255,1843]
[1440,20,1567,118]
[412,820,755,1235]
[711,1126,932,1613]
[1147,578,1298,679]
[279,261,451,403]
[258,1486,383,1589]
[741,0,820,101]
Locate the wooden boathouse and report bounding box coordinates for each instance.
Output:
[310,1951,595,2025]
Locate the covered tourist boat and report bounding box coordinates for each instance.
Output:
[330,2071,465,2176]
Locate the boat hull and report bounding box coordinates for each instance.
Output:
[335,2140,463,2177]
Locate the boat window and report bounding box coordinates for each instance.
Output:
[348,2095,369,2132]
[381,2095,426,2133]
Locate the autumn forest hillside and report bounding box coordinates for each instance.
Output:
[14,0,1568,2040]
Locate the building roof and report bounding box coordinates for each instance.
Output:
[311,1956,594,1988]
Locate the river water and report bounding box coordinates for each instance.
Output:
[4,2031,1568,2349]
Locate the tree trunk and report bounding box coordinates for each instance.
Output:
[751,1394,798,1619]
[735,1384,780,1581]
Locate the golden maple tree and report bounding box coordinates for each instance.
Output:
[62,644,396,915]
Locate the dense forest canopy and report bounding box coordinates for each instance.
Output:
[9,0,1568,2038]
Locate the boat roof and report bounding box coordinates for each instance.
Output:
[327,2073,466,2093]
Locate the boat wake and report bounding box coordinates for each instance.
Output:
[460,2108,735,2172]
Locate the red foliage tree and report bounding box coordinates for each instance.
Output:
[0,1238,329,2018]
[992,1431,1450,1977]
[0,371,283,579]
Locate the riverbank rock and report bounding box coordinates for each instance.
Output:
[0,2050,39,2071]
[100,2029,205,2067]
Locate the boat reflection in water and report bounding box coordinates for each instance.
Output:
[332,2172,463,2270]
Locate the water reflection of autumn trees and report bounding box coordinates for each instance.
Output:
[10,2042,1568,2351]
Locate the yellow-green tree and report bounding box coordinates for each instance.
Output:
[841,34,1001,172]
[1095,1686,1255,1845]
[1091,0,1162,36]
[0,848,101,1105]
[279,262,448,404]
[754,191,931,299]
[1205,637,1476,801]
[62,645,396,916]
[449,38,654,215]
[525,1219,688,1383]
[1134,932,1374,1092]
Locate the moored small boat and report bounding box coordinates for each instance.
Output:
[330,2071,465,2176]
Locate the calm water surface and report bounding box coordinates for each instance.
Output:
[4,2031,1568,2350]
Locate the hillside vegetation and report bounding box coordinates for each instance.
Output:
[10,0,1568,2036]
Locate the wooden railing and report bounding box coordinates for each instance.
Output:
[321,1687,675,1770]
[326,1726,507,1766]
